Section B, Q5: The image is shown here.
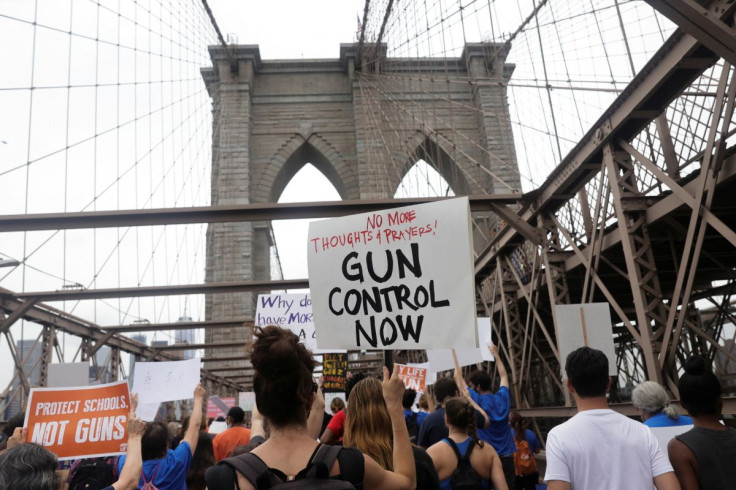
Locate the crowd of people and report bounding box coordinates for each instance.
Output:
[0,325,734,490]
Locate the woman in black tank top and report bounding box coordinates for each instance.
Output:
[668,356,736,489]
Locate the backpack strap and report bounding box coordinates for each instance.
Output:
[304,444,342,479]
[445,438,474,461]
[142,461,163,485]
[220,453,282,489]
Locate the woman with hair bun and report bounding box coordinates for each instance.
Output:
[205,325,416,489]
[632,381,692,427]
[427,397,508,490]
[668,356,736,489]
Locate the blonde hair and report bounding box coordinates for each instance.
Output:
[343,377,394,470]
[417,393,429,411]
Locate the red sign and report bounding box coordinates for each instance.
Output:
[25,381,131,460]
[207,397,235,418]
[396,363,427,392]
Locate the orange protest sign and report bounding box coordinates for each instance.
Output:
[24,381,131,460]
[396,363,427,392]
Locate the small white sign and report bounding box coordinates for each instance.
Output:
[208,420,228,434]
[555,303,617,377]
[238,392,256,412]
[48,362,89,388]
[427,318,494,373]
[132,357,201,404]
[307,197,476,350]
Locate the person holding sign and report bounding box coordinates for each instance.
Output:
[457,344,516,488]
[117,383,206,490]
[344,377,441,490]
[204,326,416,489]
[0,402,147,490]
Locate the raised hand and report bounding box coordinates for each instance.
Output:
[382,364,405,411]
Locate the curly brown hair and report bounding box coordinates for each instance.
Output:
[250,325,316,427]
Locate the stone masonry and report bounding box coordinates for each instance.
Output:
[200,43,521,388]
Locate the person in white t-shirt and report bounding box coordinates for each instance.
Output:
[545,347,680,490]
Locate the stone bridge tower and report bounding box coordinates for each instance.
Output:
[201,43,520,383]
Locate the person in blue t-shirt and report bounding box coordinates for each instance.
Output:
[460,344,516,490]
[117,384,205,490]
[418,377,489,449]
[632,381,693,427]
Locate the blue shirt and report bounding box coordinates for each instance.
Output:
[417,407,486,449]
[117,440,192,490]
[524,429,541,452]
[439,438,491,490]
[405,409,428,427]
[643,412,694,427]
[467,387,515,456]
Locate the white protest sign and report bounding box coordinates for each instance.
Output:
[427,318,494,373]
[48,362,89,388]
[238,392,256,412]
[307,197,476,350]
[255,293,342,354]
[132,357,201,404]
[136,402,160,422]
[555,303,617,377]
[649,425,693,461]
[256,293,315,350]
[208,421,228,434]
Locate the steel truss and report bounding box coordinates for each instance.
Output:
[2,1,736,419]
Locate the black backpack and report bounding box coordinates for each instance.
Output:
[405,412,420,444]
[446,439,483,490]
[68,457,116,490]
[218,444,357,489]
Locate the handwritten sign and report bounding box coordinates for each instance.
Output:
[307,197,476,350]
[238,392,256,412]
[396,363,428,392]
[555,303,617,377]
[255,293,342,354]
[132,357,201,404]
[24,381,130,460]
[207,396,235,418]
[322,353,348,393]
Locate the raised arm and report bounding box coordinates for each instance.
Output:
[490,344,509,388]
[113,414,146,490]
[306,378,326,440]
[249,402,266,440]
[453,349,490,429]
[183,383,206,454]
[362,365,416,490]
